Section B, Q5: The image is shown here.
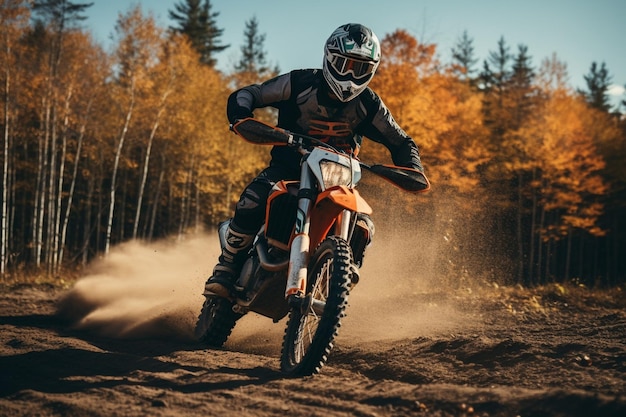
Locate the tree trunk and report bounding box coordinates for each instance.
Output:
[1,55,9,275]
[537,205,546,284]
[528,168,538,286]
[81,174,95,266]
[564,226,572,282]
[59,99,91,269]
[133,93,168,239]
[178,155,195,238]
[545,239,552,283]
[32,99,45,267]
[0,67,10,276]
[51,88,74,273]
[147,161,165,240]
[105,78,135,255]
[516,171,524,284]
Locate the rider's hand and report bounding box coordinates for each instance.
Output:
[228,106,254,125]
[229,116,253,132]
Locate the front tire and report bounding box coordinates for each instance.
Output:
[195,296,242,347]
[280,236,352,376]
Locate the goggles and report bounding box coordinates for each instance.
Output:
[328,53,377,80]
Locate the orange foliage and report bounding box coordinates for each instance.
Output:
[368,30,491,200]
[528,90,608,238]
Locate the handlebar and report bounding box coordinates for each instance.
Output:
[232,118,334,151]
[231,118,430,193]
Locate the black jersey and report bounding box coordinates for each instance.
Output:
[227,69,423,175]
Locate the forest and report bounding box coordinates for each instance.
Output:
[1,0,625,287]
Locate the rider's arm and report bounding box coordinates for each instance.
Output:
[226,73,293,124]
[357,89,424,173]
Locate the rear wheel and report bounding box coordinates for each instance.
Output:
[195,296,242,347]
[280,236,352,376]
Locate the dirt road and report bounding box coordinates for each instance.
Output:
[1,236,625,416]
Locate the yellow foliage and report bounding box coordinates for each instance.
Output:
[369,30,491,201]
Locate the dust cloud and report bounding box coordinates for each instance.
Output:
[57,234,215,341]
[57,215,467,350]
[340,222,468,345]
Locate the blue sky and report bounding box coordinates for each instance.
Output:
[85,0,625,106]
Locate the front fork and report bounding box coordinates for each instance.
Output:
[285,165,314,299]
[284,164,366,300]
[285,204,353,299]
[285,210,352,298]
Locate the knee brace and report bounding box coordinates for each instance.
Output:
[233,178,273,233]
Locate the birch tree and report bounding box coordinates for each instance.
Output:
[105,5,161,253]
[0,0,30,275]
[30,0,93,271]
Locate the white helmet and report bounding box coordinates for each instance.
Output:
[323,23,381,102]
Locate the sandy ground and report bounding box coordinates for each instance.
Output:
[1,234,625,416]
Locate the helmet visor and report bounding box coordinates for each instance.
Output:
[329,54,377,80]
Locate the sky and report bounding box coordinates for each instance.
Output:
[84,0,626,108]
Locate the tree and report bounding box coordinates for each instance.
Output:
[105,6,162,253]
[580,61,613,112]
[30,0,93,272]
[31,0,93,73]
[32,0,93,32]
[505,44,539,282]
[168,0,228,67]
[370,29,492,284]
[480,36,513,132]
[509,44,536,125]
[233,15,277,84]
[480,36,512,91]
[535,93,607,282]
[536,53,570,92]
[450,30,478,83]
[56,31,109,269]
[1,0,31,275]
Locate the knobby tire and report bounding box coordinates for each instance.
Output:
[195,296,242,347]
[280,236,352,376]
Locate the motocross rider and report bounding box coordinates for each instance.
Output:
[204,23,425,298]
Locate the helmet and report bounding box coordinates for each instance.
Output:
[323,23,381,102]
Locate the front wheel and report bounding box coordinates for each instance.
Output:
[195,296,242,347]
[280,236,353,376]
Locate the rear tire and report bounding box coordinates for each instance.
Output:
[195,296,242,347]
[280,236,352,376]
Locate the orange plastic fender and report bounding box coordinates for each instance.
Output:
[308,186,372,250]
[317,185,372,213]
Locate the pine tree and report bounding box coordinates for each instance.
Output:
[508,44,536,128]
[168,0,228,67]
[480,36,513,138]
[235,16,268,74]
[580,61,613,112]
[450,30,478,82]
[32,0,93,30]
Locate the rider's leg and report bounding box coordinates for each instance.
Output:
[204,168,286,297]
[204,220,255,297]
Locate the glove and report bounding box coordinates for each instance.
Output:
[227,105,253,125]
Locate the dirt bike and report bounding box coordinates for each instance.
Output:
[195,118,430,376]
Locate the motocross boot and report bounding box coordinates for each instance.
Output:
[204,224,255,298]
